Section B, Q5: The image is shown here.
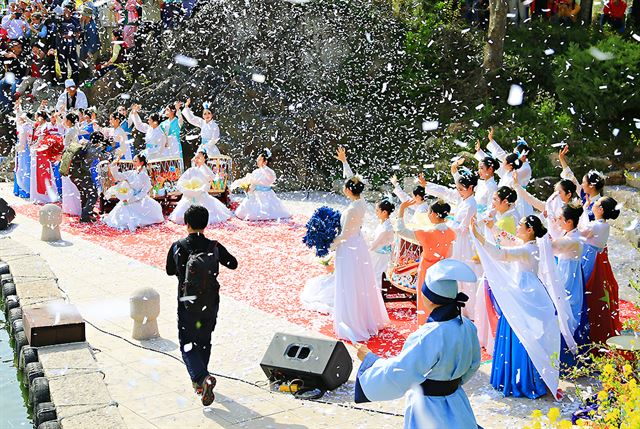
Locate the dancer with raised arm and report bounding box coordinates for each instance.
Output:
[181,98,222,157]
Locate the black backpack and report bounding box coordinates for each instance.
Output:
[179,240,219,314]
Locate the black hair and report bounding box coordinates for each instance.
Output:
[134,152,148,167]
[259,150,271,163]
[584,170,606,193]
[195,149,208,161]
[515,142,532,156]
[377,199,395,215]
[111,112,125,123]
[166,104,177,113]
[480,156,500,172]
[456,170,479,189]
[599,196,620,220]
[496,186,517,204]
[504,153,522,170]
[65,112,78,125]
[430,200,451,219]
[344,177,365,196]
[184,205,209,230]
[148,113,161,124]
[561,203,583,229]
[89,131,106,143]
[77,108,87,116]
[557,179,577,199]
[523,215,547,238]
[112,29,123,40]
[412,186,425,199]
[36,110,49,121]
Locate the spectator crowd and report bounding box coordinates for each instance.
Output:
[1,0,200,113]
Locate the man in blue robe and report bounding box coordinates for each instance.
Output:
[354,259,482,429]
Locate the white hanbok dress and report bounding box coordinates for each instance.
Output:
[423,182,480,317]
[392,184,430,225]
[169,164,232,225]
[301,218,394,314]
[102,165,164,231]
[61,126,82,216]
[479,139,532,216]
[182,107,221,157]
[232,166,291,221]
[129,113,169,161]
[333,198,389,341]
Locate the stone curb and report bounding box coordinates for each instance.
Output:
[0,237,126,429]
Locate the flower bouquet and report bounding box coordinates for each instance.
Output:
[319,255,335,274]
[302,206,341,258]
[177,170,210,199]
[106,180,132,203]
[229,175,251,194]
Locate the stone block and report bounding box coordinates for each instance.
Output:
[130,287,160,340]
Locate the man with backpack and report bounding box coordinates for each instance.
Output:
[60,131,103,222]
[165,205,238,406]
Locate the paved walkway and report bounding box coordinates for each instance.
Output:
[1,184,607,428]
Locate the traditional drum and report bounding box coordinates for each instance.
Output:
[206,155,232,193]
[388,234,421,294]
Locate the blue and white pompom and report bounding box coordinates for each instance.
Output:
[303,206,342,258]
[202,101,212,110]
[263,147,272,159]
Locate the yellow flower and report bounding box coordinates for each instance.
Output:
[623,364,633,376]
[547,407,560,423]
[597,390,608,401]
[558,421,573,429]
[531,409,543,419]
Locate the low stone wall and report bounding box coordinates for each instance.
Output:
[0,237,125,429]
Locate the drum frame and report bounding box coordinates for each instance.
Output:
[382,233,420,302]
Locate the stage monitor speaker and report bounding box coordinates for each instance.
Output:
[260,332,352,391]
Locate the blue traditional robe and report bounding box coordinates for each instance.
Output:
[355,306,481,429]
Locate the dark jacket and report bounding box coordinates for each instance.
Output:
[166,233,237,312]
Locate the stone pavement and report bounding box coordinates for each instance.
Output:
[1,184,601,428]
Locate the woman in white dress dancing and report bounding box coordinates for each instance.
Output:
[231,149,291,221]
[169,150,232,225]
[330,147,389,341]
[180,98,222,157]
[102,153,164,231]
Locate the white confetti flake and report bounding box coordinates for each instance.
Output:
[454,140,467,148]
[588,47,614,61]
[421,121,439,131]
[632,33,640,42]
[183,343,193,352]
[544,48,555,56]
[251,73,266,83]
[174,54,198,67]
[507,84,524,106]
[4,72,15,85]
[612,128,619,136]
[475,104,484,110]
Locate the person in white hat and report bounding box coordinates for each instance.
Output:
[353,259,482,429]
[55,79,88,111]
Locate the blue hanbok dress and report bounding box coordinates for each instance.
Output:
[553,229,589,367]
[14,125,32,198]
[355,306,481,429]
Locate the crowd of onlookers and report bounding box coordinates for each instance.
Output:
[1,0,200,114]
[465,0,636,31]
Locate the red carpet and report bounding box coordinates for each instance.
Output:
[15,204,639,361]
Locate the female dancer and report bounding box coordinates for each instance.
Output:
[395,199,456,325]
[30,110,61,204]
[14,107,32,198]
[61,113,82,216]
[161,103,183,159]
[301,199,395,315]
[330,149,389,341]
[559,145,605,222]
[390,175,429,224]
[169,150,232,225]
[513,163,578,239]
[418,163,479,317]
[580,196,622,344]
[129,104,168,161]
[231,149,291,221]
[181,98,221,157]
[552,203,588,366]
[474,186,520,354]
[102,153,164,231]
[468,150,499,216]
[472,215,570,399]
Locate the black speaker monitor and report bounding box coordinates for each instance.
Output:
[260,332,353,391]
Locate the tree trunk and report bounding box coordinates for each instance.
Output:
[579,0,593,25]
[482,0,508,73]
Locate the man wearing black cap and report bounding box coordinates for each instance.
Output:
[353,259,482,429]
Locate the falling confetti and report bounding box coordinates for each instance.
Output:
[507,85,524,106]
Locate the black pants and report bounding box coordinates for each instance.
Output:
[70,175,98,221]
[177,303,219,384]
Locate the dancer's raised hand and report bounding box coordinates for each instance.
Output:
[335,146,347,163]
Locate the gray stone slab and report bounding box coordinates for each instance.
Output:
[57,405,126,429]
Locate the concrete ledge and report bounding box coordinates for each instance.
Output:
[0,237,126,429]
